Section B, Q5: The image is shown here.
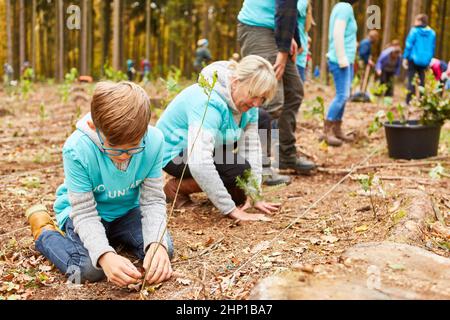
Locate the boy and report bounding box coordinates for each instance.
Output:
[375,41,402,97]
[26,81,173,287]
[403,14,436,104]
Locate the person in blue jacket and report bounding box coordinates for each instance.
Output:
[403,14,436,104]
[375,41,402,97]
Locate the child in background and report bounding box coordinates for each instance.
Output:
[375,41,402,97]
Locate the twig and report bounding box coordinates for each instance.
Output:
[172,237,225,265]
[318,159,450,175]
[0,226,29,239]
[350,175,433,184]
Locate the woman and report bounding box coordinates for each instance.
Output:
[323,0,358,147]
[157,55,281,222]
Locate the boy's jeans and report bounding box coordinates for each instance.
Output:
[35,207,174,284]
[327,61,354,121]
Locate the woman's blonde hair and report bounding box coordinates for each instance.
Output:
[91,81,151,145]
[229,55,278,104]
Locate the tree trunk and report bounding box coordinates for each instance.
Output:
[19,0,26,73]
[438,0,447,58]
[56,0,64,81]
[363,0,370,36]
[81,0,88,75]
[320,0,330,82]
[6,0,13,72]
[145,0,152,61]
[31,0,37,71]
[381,0,394,49]
[112,0,122,71]
[410,0,422,26]
[101,0,112,75]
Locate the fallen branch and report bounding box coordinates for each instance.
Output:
[319,159,450,175]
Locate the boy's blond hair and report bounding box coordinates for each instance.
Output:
[91,81,151,145]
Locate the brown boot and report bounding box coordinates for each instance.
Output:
[333,120,354,143]
[322,120,343,147]
[25,204,64,240]
[164,178,202,209]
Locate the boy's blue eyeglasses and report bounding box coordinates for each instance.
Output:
[96,128,146,156]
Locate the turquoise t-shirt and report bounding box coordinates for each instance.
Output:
[53,126,165,229]
[327,2,358,64]
[296,0,309,68]
[156,84,259,168]
[238,0,276,30]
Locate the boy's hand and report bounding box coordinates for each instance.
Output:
[98,252,142,287]
[143,243,172,285]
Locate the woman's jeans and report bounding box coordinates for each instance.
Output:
[327,61,354,121]
[297,65,306,82]
[35,207,174,284]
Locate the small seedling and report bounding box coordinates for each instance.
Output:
[358,173,383,219]
[236,169,263,205]
[429,163,445,180]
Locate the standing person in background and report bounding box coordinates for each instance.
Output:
[237,0,316,185]
[127,59,136,82]
[323,0,358,148]
[375,41,402,97]
[403,14,436,105]
[3,62,14,85]
[296,0,313,83]
[194,39,212,73]
[140,58,151,83]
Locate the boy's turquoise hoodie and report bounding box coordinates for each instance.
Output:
[403,26,436,67]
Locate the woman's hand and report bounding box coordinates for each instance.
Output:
[229,207,272,222]
[143,243,173,285]
[98,252,142,287]
[254,201,281,215]
[242,200,281,215]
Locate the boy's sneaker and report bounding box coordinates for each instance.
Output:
[25,204,64,240]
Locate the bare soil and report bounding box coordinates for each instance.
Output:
[0,81,448,300]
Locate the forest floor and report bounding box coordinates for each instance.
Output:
[0,80,449,300]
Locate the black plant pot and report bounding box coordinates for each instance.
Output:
[384,120,442,160]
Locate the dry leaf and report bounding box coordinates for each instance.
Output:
[320,235,339,243]
[355,225,369,233]
[176,278,192,286]
[251,241,270,254]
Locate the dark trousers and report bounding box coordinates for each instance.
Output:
[258,108,272,168]
[238,23,304,164]
[163,145,251,206]
[406,62,427,104]
[380,70,396,97]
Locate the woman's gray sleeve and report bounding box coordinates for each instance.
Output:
[187,125,237,215]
